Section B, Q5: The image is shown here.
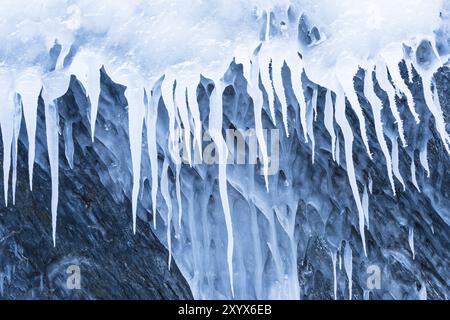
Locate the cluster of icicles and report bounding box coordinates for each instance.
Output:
[1,33,449,298]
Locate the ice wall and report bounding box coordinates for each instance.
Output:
[0,0,449,299]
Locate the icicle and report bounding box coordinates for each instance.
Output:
[286,52,308,141]
[331,250,337,300]
[338,249,342,270]
[335,133,340,165]
[15,67,42,190]
[259,50,276,125]
[306,94,315,163]
[0,68,15,206]
[391,136,406,191]
[187,83,203,161]
[409,226,415,260]
[209,78,234,297]
[385,61,420,124]
[343,242,353,300]
[411,157,420,192]
[368,174,373,194]
[271,57,289,136]
[175,163,182,229]
[174,80,192,165]
[12,94,22,205]
[364,69,396,195]
[63,123,74,169]
[249,46,269,190]
[44,101,59,246]
[312,85,318,121]
[376,59,407,147]
[160,158,172,269]
[418,74,450,154]
[324,90,336,161]
[146,87,160,229]
[125,87,146,234]
[42,70,70,247]
[334,88,367,256]
[419,144,430,177]
[362,184,369,229]
[161,75,177,157]
[336,58,372,158]
[69,50,102,141]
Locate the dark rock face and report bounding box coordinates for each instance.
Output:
[0,73,192,299]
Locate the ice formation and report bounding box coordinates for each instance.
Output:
[0,0,449,299]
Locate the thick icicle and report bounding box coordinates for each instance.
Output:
[69,50,102,140]
[42,71,70,246]
[187,83,203,161]
[174,80,192,165]
[11,94,22,204]
[259,50,276,124]
[307,91,316,163]
[15,67,42,190]
[343,242,353,300]
[334,88,367,256]
[385,61,420,124]
[324,90,336,161]
[160,158,173,269]
[364,69,396,195]
[146,87,160,229]
[0,68,14,206]
[125,87,146,234]
[271,57,289,136]
[336,57,372,158]
[376,60,407,147]
[161,75,177,158]
[409,226,415,260]
[209,79,234,297]
[248,47,269,190]
[391,136,406,191]
[286,52,308,141]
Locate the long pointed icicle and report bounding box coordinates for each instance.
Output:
[174,80,192,165]
[160,157,173,269]
[420,73,450,154]
[344,242,353,300]
[376,59,407,147]
[364,70,396,194]
[286,52,308,141]
[42,71,70,246]
[260,51,276,125]
[15,67,42,190]
[209,79,234,297]
[146,88,160,229]
[272,57,289,136]
[411,157,420,192]
[385,60,420,123]
[335,88,367,256]
[125,87,146,234]
[331,250,337,300]
[70,51,101,141]
[249,48,269,190]
[161,75,177,158]
[0,68,14,206]
[391,136,406,191]
[187,83,203,162]
[336,63,372,158]
[324,89,336,161]
[12,94,22,205]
